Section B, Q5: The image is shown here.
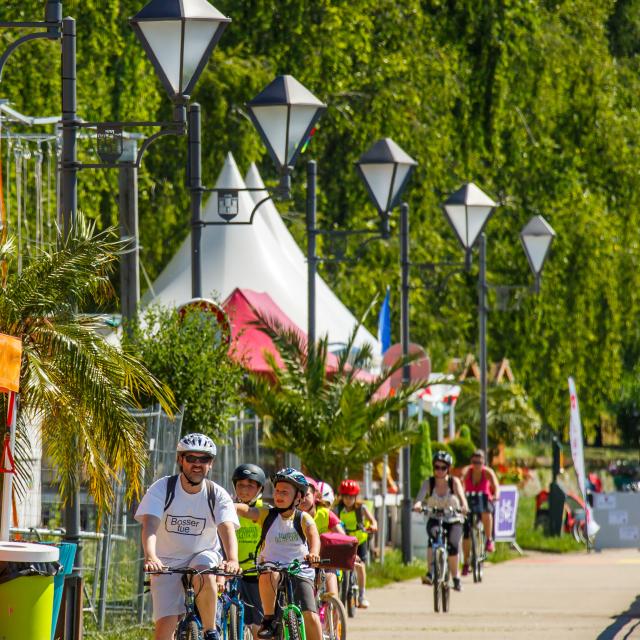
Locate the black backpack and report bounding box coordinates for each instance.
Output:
[164,474,217,522]
[254,508,306,558]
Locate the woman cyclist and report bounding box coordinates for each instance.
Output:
[461,449,500,575]
[413,451,468,592]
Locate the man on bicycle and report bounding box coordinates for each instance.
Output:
[461,448,500,576]
[136,433,241,640]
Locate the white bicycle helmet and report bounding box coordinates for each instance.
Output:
[317,480,335,505]
[177,433,217,457]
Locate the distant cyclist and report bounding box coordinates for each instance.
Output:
[299,476,344,596]
[136,433,240,640]
[334,479,378,608]
[413,451,468,592]
[232,464,268,639]
[461,449,500,576]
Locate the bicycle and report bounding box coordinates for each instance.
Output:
[252,559,326,640]
[422,507,461,614]
[316,568,346,640]
[338,524,373,618]
[466,492,487,583]
[146,566,236,640]
[218,576,252,640]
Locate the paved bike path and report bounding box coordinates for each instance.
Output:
[348,548,640,639]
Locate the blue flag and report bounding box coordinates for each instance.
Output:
[378,286,391,355]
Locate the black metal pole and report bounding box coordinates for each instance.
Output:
[400,202,412,564]
[307,160,317,349]
[479,232,488,456]
[61,16,77,237]
[118,145,139,332]
[189,103,202,299]
[61,16,81,574]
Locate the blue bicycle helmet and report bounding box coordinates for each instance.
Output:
[272,467,309,494]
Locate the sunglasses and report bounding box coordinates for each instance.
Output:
[472,459,483,465]
[434,464,449,472]
[183,454,213,464]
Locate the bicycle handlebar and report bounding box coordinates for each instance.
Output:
[243,559,330,575]
[146,567,240,577]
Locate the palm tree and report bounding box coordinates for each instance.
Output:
[453,379,542,448]
[243,306,425,488]
[0,217,173,515]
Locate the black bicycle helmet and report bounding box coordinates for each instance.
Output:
[272,467,309,494]
[232,463,266,488]
[432,450,453,467]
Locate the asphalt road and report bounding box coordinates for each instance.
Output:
[348,548,640,639]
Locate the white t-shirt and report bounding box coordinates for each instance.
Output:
[259,510,315,580]
[135,475,239,566]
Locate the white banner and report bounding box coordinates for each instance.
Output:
[568,377,599,537]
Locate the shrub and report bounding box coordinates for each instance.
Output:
[458,425,472,441]
[449,437,477,467]
[411,421,433,495]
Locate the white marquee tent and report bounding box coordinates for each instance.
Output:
[144,153,379,353]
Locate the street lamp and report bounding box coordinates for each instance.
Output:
[247,75,326,197]
[357,139,417,565]
[130,0,230,105]
[356,137,418,238]
[441,183,498,458]
[0,0,230,604]
[520,215,557,292]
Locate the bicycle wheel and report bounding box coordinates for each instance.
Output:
[284,608,304,640]
[227,604,240,640]
[179,616,203,640]
[321,595,347,640]
[442,581,450,613]
[432,552,440,613]
[346,572,357,618]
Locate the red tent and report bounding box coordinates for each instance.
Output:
[222,288,389,400]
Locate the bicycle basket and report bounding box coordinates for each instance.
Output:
[319,533,358,570]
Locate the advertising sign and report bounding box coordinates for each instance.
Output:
[568,377,600,537]
[494,485,519,541]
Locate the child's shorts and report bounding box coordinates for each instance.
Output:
[287,575,317,613]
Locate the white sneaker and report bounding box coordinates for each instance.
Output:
[358,596,370,609]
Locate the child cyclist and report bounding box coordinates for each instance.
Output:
[234,468,322,640]
[232,464,268,639]
[299,477,344,596]
[334,479,378,608]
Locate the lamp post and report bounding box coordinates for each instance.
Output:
[0,0,230,587]
[442,185,556,456]
[357,139,417,563]
[246,75,326,345]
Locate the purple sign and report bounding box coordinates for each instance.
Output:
[494,485,519,541]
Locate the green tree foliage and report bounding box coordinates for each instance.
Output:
[410,421,433,496]
[0,218,173,513]
[124,305,244,439]
[4,1,640,439]
[455,380,542,447]
[243,311,424,488]
[458,425,472,441]
[448,437,477,467]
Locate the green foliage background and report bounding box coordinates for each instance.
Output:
[3,0,640,439]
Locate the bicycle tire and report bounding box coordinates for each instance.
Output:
[442,582,450,613]
[347,572,358,619]
[227,603,240,640]
[285,608,304,640]
[321,595,347,640]
[180,617,202,640]
[432,551,440,613]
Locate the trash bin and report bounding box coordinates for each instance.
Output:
[0,541,60,640]
[52,543,76,640]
